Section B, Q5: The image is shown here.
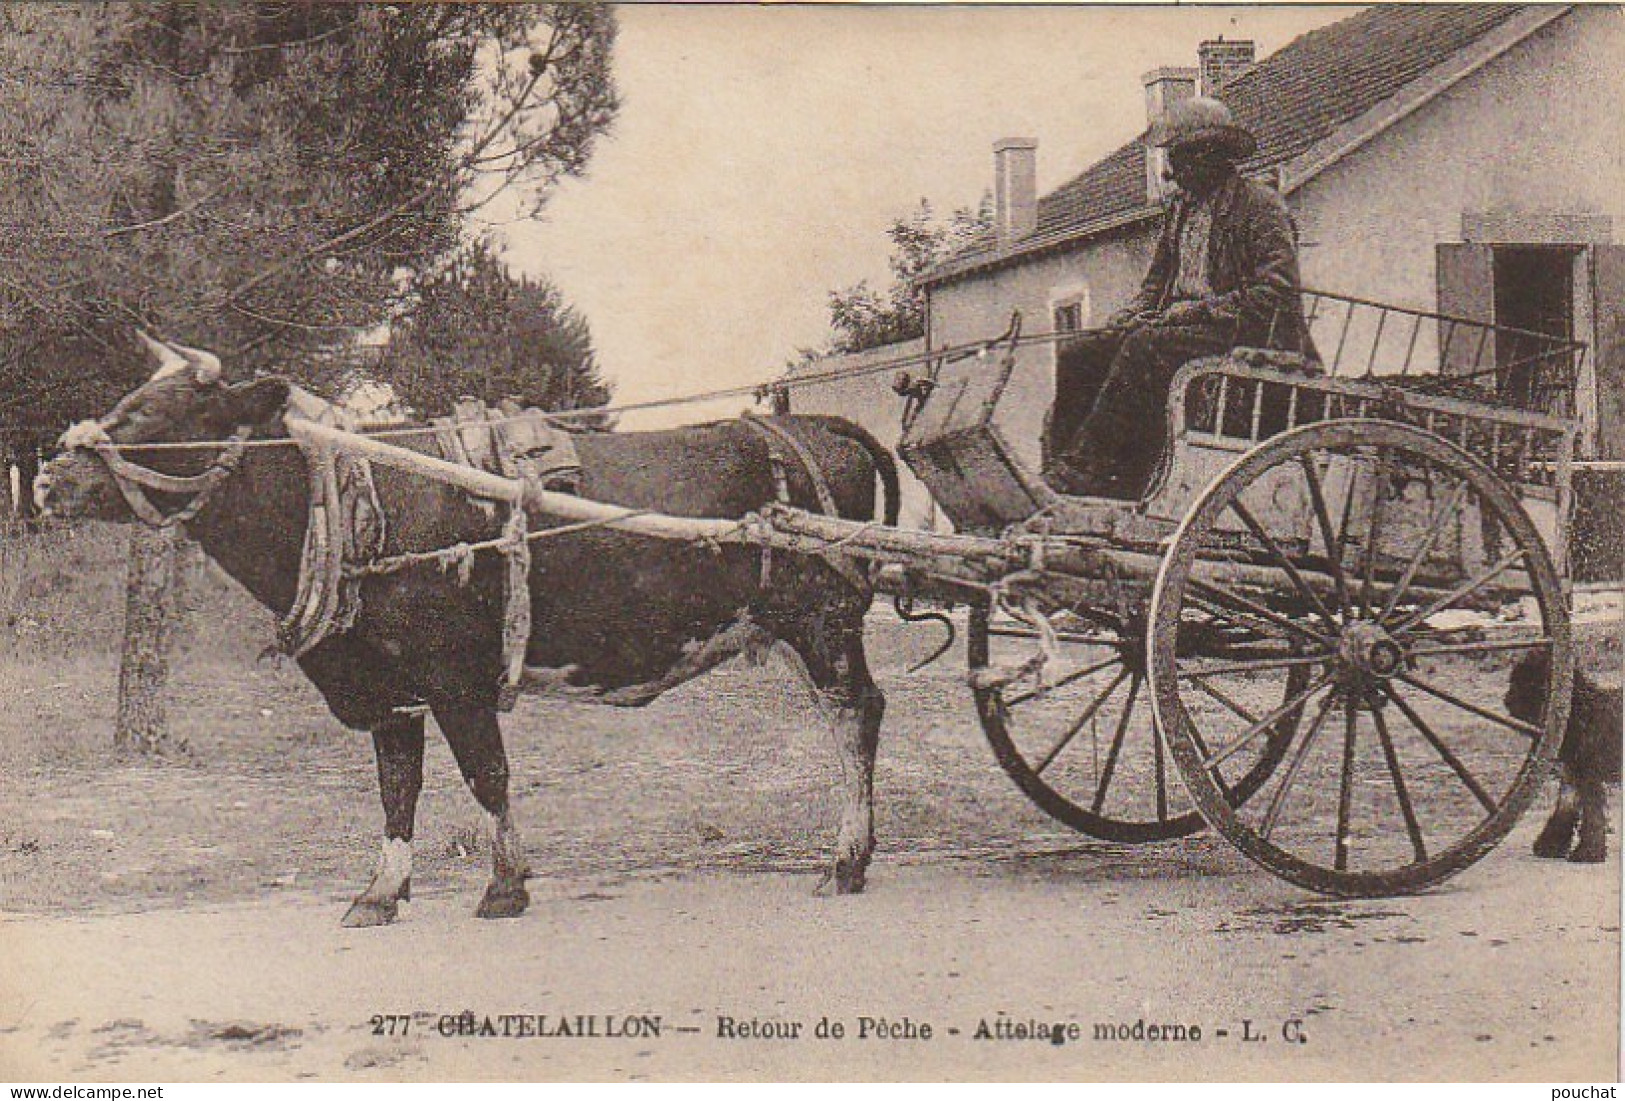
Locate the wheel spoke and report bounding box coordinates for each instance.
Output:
[1187,595,1290,647]
[1152,688,1169,822]
[1388,550,1528,636]
[1230,497,1340,631]
[1190,577,1336,649]
[1370,704,1428,864]
[1394,670,1543,740]
[1179,653,1331,679]
[1260,688,1339,840]
[1187,673,1262,725]
[1035,666,1130,775]
[1406,635,1551,660]
[1006,653,1124,707]
[1333,700,1359,872]
[1383,684,1498,813]
[1203,672,1333,770]
[1377,480,1470,622]
[1358,449,1387,618]
[1089,674,1142,815]
[1300,454,1354,617]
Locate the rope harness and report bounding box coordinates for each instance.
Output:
[280,418,387,657]
[60,418,250,530]
[416,399,586,710]
[65,391,880,708]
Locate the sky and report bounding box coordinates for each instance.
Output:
[498,5,1353,428]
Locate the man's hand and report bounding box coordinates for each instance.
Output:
[1158,300,1209,327]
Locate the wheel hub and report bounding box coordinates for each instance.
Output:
[1333,620,1404,689]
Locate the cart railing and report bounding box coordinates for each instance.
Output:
[1171,359,1576,491]
[1153,359,1576,586]
[1290,288,1587,419]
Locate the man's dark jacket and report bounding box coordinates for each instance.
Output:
[1121,173,1313,355]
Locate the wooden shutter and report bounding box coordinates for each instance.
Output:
[1436,244,1495,378]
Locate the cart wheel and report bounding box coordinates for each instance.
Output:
[1148,419,1571,897]
[969,600,1304,842]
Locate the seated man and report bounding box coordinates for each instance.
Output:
[1044,98,1313,499]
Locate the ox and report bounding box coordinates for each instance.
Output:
[35,333,899,925]
[1506,649,1622,863]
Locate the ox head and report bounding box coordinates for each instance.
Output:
[34,332,290,524]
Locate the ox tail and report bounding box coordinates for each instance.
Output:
[822,418,900,527]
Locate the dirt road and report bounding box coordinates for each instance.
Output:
[2,591,1619,1082]
[0,820,1617,1083]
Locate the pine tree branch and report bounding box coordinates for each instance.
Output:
[227,301,376,334]
[219,58,549,310]
[219,19,354,56]
[101,191,216,238]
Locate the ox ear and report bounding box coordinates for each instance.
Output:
[220,377,291,428]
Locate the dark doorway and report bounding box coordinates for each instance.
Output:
[1494,246,1575,407]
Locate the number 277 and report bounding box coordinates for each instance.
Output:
[371,1014,412,1037]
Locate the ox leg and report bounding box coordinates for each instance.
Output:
[343,711,426,928]
[433,701,530,919]
[1571,776,1609,864]
[1534,776,1573,863]
[1533,773,1580,860]
[782,618,885,895]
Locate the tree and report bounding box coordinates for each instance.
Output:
[0,3,619,422]
[377,237,612,421]
[0,3,619,751]
[819,195,993,356]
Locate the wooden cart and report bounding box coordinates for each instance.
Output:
[300,289,1586,898]
[892,290,1583,896]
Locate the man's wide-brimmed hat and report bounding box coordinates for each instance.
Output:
[1147,96,1258,161]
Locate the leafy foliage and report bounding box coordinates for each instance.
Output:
[820,195,993,356]
[377,237,611,422]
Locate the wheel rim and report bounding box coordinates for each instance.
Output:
[970,599,1303,843]
[1149,419,1571,896]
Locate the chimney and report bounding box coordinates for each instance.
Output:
[994,137,1038,243]
[1199,37,1255,97]
[1141,67,1197,202]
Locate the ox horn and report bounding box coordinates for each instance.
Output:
[170,341,223,385]
[136,329,190,381]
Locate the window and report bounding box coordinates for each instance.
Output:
[1050,284,1091,335]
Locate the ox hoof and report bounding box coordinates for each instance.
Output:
[476,883,529,920]
[835,869,868,895]
[1569,837,1607,864]
[814,858,868,897]
[342,897,399,928]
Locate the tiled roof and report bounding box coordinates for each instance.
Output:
[928,4,1544,285]
[1225,3,1530,165]
[1031,140,1148,242]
